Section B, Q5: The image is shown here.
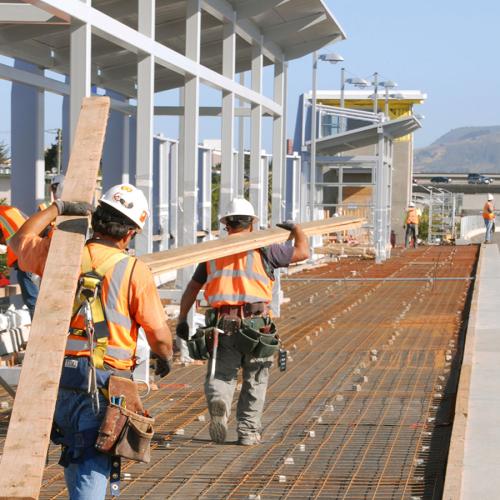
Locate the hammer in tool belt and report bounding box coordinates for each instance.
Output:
[210,328,224,381]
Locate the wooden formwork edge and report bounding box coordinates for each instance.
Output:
[441,245,483,500]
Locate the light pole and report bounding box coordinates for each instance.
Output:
[380,80,397,117]
[310,51,343,221]
[339,76,369,132]
[372,72,379,114]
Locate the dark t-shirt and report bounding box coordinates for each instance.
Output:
[192,243,294,285]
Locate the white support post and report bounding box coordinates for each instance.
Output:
[69,0,91,148]
[11,59,45,214]
[250,41,263,220]
[271,60,284,225]
[374,129,385,263]
[122,115,130,184]
[135,0,155,256]
[197,147,212,239]
[220,16,236,224]
[169,140,179,248]
[157,136,170,251]
[259,153,269,225]
[237,73,246,196]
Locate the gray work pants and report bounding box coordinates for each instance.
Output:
[204,333,273,438]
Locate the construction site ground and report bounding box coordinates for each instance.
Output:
[0,245,479,499]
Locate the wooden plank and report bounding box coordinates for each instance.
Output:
[140,217,365,277]
[0,97,110,500]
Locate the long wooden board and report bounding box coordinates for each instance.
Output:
[0,97,110,500]
[141,217,365,277]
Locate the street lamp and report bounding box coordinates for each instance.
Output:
[338,75,369,132]
[380,80,398,117]
[310,51,344,220]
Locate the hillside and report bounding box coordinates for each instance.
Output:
[414,126,500,173]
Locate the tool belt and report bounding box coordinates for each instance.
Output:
[95,376,154,464]
[187,306,279,360]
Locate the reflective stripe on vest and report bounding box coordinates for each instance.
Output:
[483,202,495,220]
[66,245,138,370]
[0,206,26,267]
[204,249,273,307]
[406,208,418,225]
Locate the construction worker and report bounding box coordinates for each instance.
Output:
[0,205,39,318]
[177,198,309,446]
[483,193,495,243]
[9,184,173,499]
[404,201,419,248]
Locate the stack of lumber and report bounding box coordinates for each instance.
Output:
[315,244,375,258]
[140,217,366,276]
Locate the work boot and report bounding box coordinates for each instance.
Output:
[208,400,227,444]
[237,433,261,446]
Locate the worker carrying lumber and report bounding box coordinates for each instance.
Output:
[9,183,173,500]
[483,193,496,243]
[0,205,39,318]
[176,197,309,446]
[404,201,419,248]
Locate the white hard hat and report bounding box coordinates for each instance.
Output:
[488,193,494,201]
[219,198,257,224]
[409,202,415,207]
[99,184,150,230]
[51,174,65,186]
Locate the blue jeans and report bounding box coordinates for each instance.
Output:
[484,218,494,242]
[14,266,39,318]
[54,389,110,500]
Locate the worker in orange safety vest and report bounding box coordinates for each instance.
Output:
[483,193,496,243]
[9,184,173,499]
[404,201,419,248]
[177,198,310,446]
[0,205,39,317]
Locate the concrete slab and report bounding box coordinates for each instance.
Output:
[451,243,500,499]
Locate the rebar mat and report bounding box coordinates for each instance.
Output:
[0,246,478,499]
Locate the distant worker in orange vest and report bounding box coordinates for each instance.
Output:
[0,205,39,317]
[404,201,419,248]
[483,193,496,243]
[177,198,309,446]
[9,184,173,499]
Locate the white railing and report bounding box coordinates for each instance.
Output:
[460,215,489,239]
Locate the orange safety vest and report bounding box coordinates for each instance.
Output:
[65,243,138,371]
[0,206,26,267]
[483,202,495,220]
[204,249,273,307]
[406,208,419,225]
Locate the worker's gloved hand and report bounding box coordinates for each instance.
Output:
[151,354,172,378]
[276,221,296,231]
[53,200,93,216]
[176,321,190,341]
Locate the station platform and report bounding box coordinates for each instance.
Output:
[444,240,500,500]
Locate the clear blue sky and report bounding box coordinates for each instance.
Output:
[1,0,499,152]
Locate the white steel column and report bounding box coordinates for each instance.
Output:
[169,140,179,248]
[250,41,263,219]
[271,60,284,225]
[135,0,155,256]
[122,115,130,183]
[374,129,385,263]
[237,73,246,196]
[220,15,236,221]
[11,59,44,214]
[198,147,212,239]
[156,135,170,251]
[181,0,201,249]
[69,0,91,148]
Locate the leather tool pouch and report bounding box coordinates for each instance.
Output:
[187,328,211,360]
[95,376,154,463]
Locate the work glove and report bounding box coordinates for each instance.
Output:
[276,220,296,231]
[176,321,190,341]
[53,200,93,216]
[151,353,172,378]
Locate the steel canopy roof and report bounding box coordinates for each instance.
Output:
[314,116,422,155]
[0,0,345,98]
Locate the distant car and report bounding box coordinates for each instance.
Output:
[430,176,452,184]
[468,173,492,184]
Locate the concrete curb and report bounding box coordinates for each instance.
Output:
[442,244,483,500]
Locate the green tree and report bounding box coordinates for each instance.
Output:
[45,141,58,172]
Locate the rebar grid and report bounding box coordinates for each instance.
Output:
[0,246,477,499]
